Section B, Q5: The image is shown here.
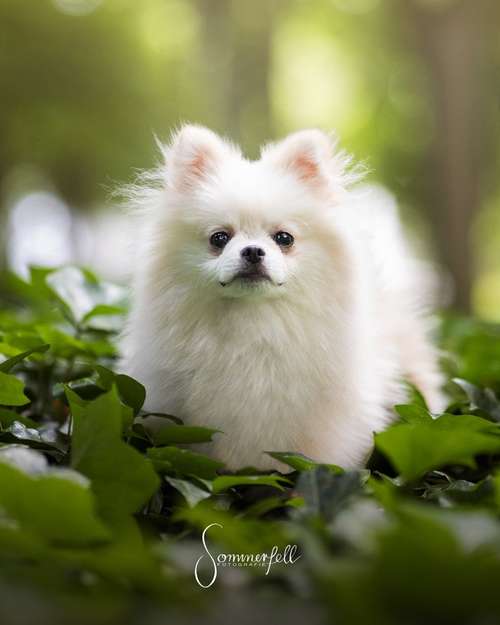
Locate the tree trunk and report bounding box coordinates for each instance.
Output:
[195,0,277,157]
[405,0,499,312]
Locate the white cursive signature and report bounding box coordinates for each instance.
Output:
[194,522,301,588]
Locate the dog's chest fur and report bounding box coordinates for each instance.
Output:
[136,292,378,470]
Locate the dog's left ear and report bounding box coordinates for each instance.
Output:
[163,124,235,192]
[261,129,347,191]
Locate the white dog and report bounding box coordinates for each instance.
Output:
[121,124,443,470]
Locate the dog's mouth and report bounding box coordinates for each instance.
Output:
[220,269,273,287]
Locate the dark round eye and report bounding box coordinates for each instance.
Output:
[210,231,231,249]
[273,231,294,248]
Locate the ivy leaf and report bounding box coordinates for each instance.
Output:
[36,324,115,359]
[294,467,363,522]
[150,424,221,446]
[164,476,212,508]
[0,344,50,373]
[147,446,224,480]
[403,381,430,411]
[211,474,292,494]
[140,411,183,425]
[426,477,496,508]
[243,496,302,518]
[81,304,126,332]
[394,404,433,424]
[0,408,38,429]
[0,449,109,545]
[95,365,146,415]
[67,387,160,518]
[452,378,500,422]
[266,451,344,474]
[0,372,30,406]
[45,266,126,326]
[375,414,500,482]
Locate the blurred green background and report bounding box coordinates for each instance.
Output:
[1,0,499,316]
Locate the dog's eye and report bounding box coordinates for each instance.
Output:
[210,231,231,249]
[273,231,294,248]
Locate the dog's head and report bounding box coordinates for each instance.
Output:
[156,124,356,300]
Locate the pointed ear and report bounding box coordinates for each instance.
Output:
[163,124,234,192]
[261,129,344,190]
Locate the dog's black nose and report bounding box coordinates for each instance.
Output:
[241,245,265,264]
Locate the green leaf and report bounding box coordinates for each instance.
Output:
[95,365,145,415]
[0,453,109,545]
[211,474,291,494]
[266,450,344,473]
[440,316,500,387]
[394,404,433,424]
[45,266,126,325]
[403,381,430,411]
[491,473,500,512]
[60,379,104,401]
[82,303,125,321]
[147,446,224,480]
[294,467,363,522]
[68,516,168,593]
[453,378,500,422]
[0,344,50,373]
[175,503,288,555]
[81,304,126,331]
[0,371,30,406]
[111,375,145,415]
[67,387,160,517]
[375,413,500,481]
[150,424,221,445]
[36,325,115,359]
[426,477,496,508]
[140,411,183,425]
[164,476,212,507]
[0,408,38,429]
[243,496,302,518]
[340,502,500,624]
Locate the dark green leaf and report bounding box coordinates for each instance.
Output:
[267,450,344,473]
[67,387,159,517]
[403,381,430,411]
[0,452,109,545]
[243,496,302,518]
[95,365,146,415]
[294,466,363,522]
[212,474,291,494]
[0,372,30,406]
[453,378,500,422]
[46,266,126,325]
[140,411,183,425]
[375,413,500,481]
[164,476,212,507]
[0,344,50,373]
[394,403,433,423]
[0,408,38,429]
[147,446,224,480]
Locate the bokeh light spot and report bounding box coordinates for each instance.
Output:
[52,0,102,17]
[7,192,73,278]
[332,0,380,15]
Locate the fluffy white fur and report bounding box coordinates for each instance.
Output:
[121,124,444,471]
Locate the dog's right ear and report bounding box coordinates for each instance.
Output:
[261,129,360,197]
[163,125,232,192]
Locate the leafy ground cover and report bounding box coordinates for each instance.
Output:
[1,267,500,624]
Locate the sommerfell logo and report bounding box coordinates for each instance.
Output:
[194,522,301,588]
